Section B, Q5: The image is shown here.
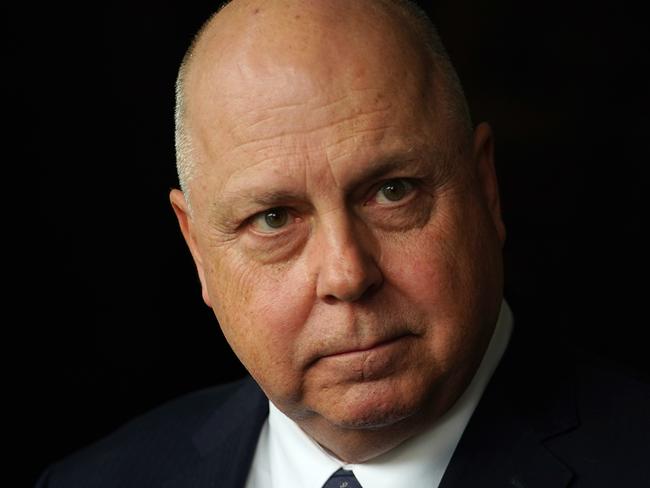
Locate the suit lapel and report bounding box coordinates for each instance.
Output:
[163,377,269,488]
[440,330,579,488]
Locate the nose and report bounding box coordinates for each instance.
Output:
[314,215,383,303]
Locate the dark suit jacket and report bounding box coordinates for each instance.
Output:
[35,330,650,487]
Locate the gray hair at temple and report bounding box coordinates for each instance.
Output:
[174,0,473,216]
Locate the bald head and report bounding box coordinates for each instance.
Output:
[174,0,472,213]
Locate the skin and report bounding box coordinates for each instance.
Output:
[170,0,506,463]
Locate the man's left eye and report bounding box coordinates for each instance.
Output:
[374,179,415,204]
[250,207,290,233]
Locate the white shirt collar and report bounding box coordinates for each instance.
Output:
[245,299,514,488]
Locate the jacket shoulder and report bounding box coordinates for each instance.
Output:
[35,377,255,488]
[547,354,650,485]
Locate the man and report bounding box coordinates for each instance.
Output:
[35,1,649,487]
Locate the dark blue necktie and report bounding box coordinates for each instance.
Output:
[322,468,363,488]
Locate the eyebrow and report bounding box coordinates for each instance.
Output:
[349,153,437,187]
[209,188,306,229]
[224,189,305,214]
[210,147,451,226]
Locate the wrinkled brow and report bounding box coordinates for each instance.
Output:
[209,146,455,227]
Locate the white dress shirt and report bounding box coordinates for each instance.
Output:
[245,299,513,488]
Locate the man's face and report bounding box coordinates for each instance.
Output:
[172,3,505,443]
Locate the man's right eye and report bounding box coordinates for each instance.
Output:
[250,207,290,234]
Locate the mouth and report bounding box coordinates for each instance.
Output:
[309,333,416,381]
[325,334,411,358]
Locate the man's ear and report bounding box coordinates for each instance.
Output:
[472,122,506,247]
[169,189,212,307]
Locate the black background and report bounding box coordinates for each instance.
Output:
[10,1,648,484]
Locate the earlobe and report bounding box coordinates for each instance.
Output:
[472,123,506,246]
[169,189,213,307]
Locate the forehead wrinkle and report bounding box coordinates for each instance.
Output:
[228,94,390,148]
[224,99,394,156]
[322,124,394,157]
[211,92,404,200]
[211,154,308,206]
[228,148,442,207]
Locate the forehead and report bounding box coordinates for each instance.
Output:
[203,70,443,200]
[186,3,452,213]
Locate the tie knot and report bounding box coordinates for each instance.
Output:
[322,468,363,488]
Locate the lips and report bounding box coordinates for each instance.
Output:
[320,333,412,359]
[308,332,416,381]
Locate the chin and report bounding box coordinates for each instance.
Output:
[323,383,425,430]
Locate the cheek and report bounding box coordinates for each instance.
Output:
[389,198,498,301]
[380,209,495,359]
[383,222,461,311]
[205,252,314,393]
